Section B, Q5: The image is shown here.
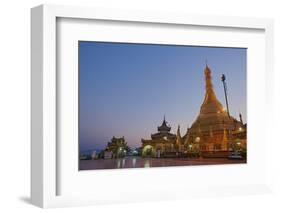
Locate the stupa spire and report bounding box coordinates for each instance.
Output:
[200,65,224,115]
[204,65,217,103]
[176,125,181,146]
[239,112,243,124]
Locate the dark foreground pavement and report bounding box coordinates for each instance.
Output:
[79,156,246,170]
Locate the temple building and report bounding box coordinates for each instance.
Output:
[140,64,246,158]
[141,117,184,157]
[104,136,130,158]
[182,65,246,157]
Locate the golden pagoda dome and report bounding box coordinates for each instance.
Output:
[188,65,240,135]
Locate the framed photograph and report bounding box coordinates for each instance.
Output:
[78,41,248,170]
[31,4,274,208]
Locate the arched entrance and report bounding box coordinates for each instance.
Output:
[142,145,155,157]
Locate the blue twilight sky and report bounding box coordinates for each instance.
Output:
[79,41,247,151]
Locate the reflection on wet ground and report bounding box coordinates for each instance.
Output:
[79,156,246,170]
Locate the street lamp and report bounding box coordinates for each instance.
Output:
[221,74,230,118]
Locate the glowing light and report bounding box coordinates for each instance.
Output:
[144,160,150,168]
[195,137,200,143]
[132,158,136,167]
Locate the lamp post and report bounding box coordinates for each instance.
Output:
[221,74,230,118]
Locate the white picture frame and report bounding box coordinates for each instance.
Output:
[31,4,274,208]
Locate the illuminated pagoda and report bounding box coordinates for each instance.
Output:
[141,116,182,157]
[182,65,246,157]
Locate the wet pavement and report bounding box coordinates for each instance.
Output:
[79,156,246,170]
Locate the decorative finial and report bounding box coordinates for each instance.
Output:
[205,59,208,67]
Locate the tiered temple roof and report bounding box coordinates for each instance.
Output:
[141,116,176,143]
[151,116,176,140]
[157,116,171,133]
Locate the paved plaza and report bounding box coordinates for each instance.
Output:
[79,156,246,170]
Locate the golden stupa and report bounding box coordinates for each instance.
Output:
[184,65,244,157]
